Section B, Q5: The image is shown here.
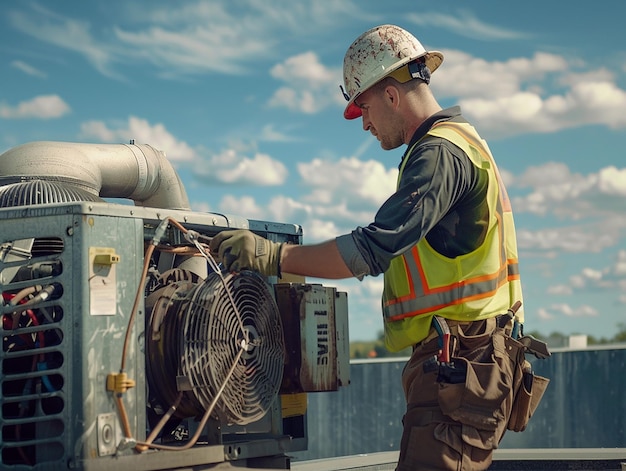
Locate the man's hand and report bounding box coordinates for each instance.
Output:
[209,229,282,277]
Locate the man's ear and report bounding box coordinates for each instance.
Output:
[384,85,401,109]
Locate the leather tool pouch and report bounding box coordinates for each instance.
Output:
[506,350,550,432]
[435,320,514,450]
[434,317,550,450]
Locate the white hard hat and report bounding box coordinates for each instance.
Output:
[341,24,444,120]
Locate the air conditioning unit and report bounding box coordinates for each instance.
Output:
[0,142,349,470]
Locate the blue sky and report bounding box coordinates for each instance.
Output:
[2,1,625,342]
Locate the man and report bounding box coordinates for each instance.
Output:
[210,24,524,470]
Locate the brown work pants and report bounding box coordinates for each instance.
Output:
[397,317,516,471]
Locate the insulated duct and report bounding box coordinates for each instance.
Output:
[0,141,190,210]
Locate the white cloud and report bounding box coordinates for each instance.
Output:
[219,195,265,219]
[261,195,354,241]
[196,148,288,186]
[569,269,602,289]
[597,251,626,285]
[546,284,573,295]
[407,10,531,41]
[431,48,626,139]
[80,116,196,162]
[512,162,626,220]
[433,50,568,101]
[190,200,212,213]
[597,166,626,196]
[271,51,336,84]
[558,68,616,88]
[11,60,47,78]
[298,156,397,209]
[536,307,554,320]
[544,303,599,318]
[300,218,343,242]
[517,226,618,253]
[544,254,626,297]
[8,4,119,79]
[269,87,319,114]
[516,162,578,188]
[113,22,271,76]
[268,52,344,114]
[258,124,297,142]
[7,1,363,79]
[461,80,626,139]
[134,0,358,72]
[80,121,117,142]
[0,95,70,119]
[613,250,626,276]
[265,194,312,225]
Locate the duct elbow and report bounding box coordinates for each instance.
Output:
[0,141,103,194]
[0,141,190,211]
[126,144,191,211]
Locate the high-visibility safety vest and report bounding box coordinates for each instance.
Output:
[383,121,523,352]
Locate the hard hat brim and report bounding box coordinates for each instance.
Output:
[344,102,362,120]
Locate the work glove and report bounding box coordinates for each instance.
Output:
[209,229,282,277]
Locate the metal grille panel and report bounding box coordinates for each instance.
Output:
[1,236,66,467]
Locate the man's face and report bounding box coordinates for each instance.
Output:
[355,85,404,151]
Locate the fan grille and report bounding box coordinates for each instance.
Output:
[147,270,284,426]
[181,270,284,425]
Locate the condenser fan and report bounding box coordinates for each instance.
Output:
[0,179,103,208]
[146,270,285,426]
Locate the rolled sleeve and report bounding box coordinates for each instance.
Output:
[336,233,371,280]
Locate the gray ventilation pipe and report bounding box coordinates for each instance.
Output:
[0,141,190,210]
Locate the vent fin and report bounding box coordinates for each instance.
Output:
[0,180,103,208]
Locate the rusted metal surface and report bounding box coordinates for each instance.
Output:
[276,283,349,393]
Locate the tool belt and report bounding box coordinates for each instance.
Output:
[423,302,550,439]
[501,305,551,432]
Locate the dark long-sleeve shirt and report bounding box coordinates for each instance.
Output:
[336,106,490,278]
